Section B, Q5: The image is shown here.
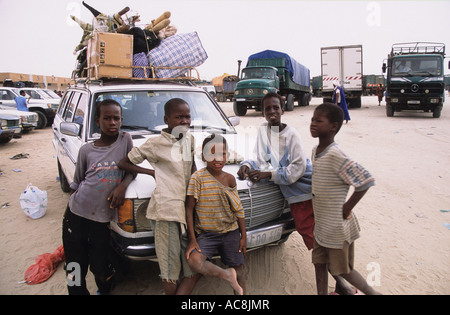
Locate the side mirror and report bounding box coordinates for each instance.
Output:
[228,116,240,127]
[382,63,387,73]
[60,122,81,137]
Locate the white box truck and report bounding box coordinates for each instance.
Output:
[321,45,363,108]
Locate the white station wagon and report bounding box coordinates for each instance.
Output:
[52,79,295,260]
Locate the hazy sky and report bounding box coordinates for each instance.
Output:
[0,0,449,80]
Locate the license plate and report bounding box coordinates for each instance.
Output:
[236,98,246,102]
[407,100,420,104]
[247,226,283,248]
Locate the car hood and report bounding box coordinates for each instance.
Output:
[28,98,60,105]
[0,108,37,118]
[125,131,257,199]
[0,113,20,119]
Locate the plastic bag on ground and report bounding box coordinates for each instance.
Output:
[19,184,47,219]
[24,245,65,285]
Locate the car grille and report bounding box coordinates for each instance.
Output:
[131,182,288,232]
[238,182,287,229]
[7,119,20,127]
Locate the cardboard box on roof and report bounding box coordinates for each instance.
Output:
[87,32,133,79]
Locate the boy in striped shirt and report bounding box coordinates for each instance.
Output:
[185,134,246,295]
[310,103,380,295]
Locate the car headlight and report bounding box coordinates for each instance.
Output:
[235,90,239,96]
[0,119,6,127]
[117,198,152,233]
[263,89,268,95]
[430,98,440,104]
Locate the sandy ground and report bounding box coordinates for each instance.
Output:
[0,95,449,295]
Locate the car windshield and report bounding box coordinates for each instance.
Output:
[89,89,235,138]
[42,89,60,98]
[392,56,442,76]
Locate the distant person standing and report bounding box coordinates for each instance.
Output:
[332,82,350,124]
[14,90,30,111]
[376,84,385,106]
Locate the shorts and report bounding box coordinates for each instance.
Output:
[150,220,193,282]
[196,229,244,267]
[290,199,315,250]
[311,238,354,276]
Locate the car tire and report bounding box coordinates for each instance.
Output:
[58,160,71,193]
[31,110,48,129]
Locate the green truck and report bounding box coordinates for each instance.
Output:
[233,50,311,116]
[382,42,447,118]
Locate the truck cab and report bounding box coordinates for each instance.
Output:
[383,42,447,118]
[233,66,279,116]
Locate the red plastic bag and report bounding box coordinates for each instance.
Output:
[24,245,65,284]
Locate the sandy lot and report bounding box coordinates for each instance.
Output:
[0,95,449,295]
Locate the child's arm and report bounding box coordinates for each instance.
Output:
[107,172,134,210]
[343,188,370,219]
[185,195,200,259]
[118,156,155,177]
[227,173,247,254]
[237,217,247,255]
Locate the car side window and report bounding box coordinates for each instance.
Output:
[63,92,81,122]
[73,93,87,126]
[0,90,15,100]
[28,90,42,99]
[57,91,72,116]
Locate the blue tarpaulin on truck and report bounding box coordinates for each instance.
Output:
[247,50,310,87]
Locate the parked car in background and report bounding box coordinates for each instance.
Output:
[41,89,61,99]
[0,107,38,133]
[0,112,21,143]
[0,87,59,129]
[53,79,296,261]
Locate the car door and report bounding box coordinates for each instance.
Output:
[54,91,88,185]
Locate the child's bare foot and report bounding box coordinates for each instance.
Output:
[225,268,243,295]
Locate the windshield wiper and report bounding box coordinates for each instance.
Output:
[190,125,228,133]
[122,125,161,133]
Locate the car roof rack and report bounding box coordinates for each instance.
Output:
[71,64,201,86]
[391,42,445,56]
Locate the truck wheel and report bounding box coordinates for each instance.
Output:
[304,93,311,106]
[386,105,394,117]
[233,101,247,116]
[432,106,442,118]
[286,94,294,111]
[352,97,362,108]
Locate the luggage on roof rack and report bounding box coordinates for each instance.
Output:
[71,31,206,83]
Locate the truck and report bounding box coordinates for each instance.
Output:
[321,45,363,108]
[233,50,311,116]
[382,42,447,118]
[363,74,385,96]
[212,73,239,101]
